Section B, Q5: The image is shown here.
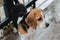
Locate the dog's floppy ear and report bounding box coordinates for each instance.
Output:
[25,16,37,29]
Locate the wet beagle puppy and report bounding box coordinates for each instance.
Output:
[18,8,49,40]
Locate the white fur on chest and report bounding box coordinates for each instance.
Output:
[19,27,36,40]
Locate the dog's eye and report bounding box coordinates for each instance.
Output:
[38,17,42,21]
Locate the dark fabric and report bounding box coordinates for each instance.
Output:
[4,0,19,18]
[11,3,27,29]
[15,3,27,15]
[4,0,19,29]
[4,0,27,29]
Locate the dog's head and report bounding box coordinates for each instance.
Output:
[25,8,49,29]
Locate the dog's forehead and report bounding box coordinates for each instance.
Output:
[34,9,44,18]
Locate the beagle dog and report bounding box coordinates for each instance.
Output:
[18,8,49,40]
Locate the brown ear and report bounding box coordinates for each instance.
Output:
[25,16,37,29]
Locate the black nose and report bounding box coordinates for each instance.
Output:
[46,23,49,28]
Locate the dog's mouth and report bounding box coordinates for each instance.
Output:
[37,21,50,29]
